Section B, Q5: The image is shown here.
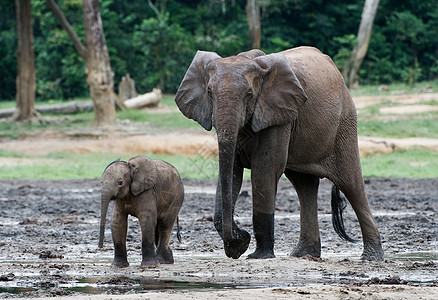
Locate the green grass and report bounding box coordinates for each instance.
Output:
[0,121,54,139]
[355,90,438,138]
[358,116,438,138]
[0,112,93,138]
[0,101,15,109]
[161,94,179,108]
[117,109,197,129]
[117,94,198,129]
[0,152,220,180]
[361,149,438,178]
[350,80,438,97]
[1,148,436,180]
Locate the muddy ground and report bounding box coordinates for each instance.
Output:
[0,177,437,299]
[0,92,437,298]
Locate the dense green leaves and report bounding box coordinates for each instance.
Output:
[0,0,437,101]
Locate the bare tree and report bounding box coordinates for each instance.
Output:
[344,0,380,87]
[13,0,41,123]
[46,0,116,126]
[247,0,261,49]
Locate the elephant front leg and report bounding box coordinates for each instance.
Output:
[247,174,277,259]
[247,124,291,259]
[111,209,129,268]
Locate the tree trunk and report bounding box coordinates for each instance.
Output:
[83,0,116,126]
[13,0,41,123]
[46,0,116,127]
[345,0,380,87]
[118,74,138,101]
[246,0,261,49]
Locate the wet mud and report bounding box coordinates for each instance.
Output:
[0,177,437,299]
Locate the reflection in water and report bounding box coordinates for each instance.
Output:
[1,251,436,296]
[0,278,262,296]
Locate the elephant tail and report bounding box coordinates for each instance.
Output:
[331,184,359,243]
[176,216,182,243]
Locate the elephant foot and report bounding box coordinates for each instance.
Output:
[247,248,275,259]
[361,240,384,261]
[140,258,158,269]
[156,248,174,264]
[224,229,251,259]
[112,258,129,268]
[290,237,321,258]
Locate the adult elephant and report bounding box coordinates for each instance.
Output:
[175,47,384,261]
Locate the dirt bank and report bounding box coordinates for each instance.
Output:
[0,177,436,299]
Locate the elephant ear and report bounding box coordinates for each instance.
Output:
[128,156,158,196]
[175,50,221,131]
[251,53,308,132]
[237,49,266,59]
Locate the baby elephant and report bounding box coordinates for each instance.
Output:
[98,156,184,268]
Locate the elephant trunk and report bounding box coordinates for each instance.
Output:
[218,138,236,243]
[98,190,111,248]
[216,105,241,242]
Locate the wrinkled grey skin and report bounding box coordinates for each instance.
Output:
[175,47,383,260]
[99,156,184,268]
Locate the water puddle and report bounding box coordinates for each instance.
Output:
[1,251,436,296]
[0,278,270,296]
[387,251,438,261]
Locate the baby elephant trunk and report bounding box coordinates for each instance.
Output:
[98,192,111,248]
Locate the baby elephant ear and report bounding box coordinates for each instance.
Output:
[175,50,221,131]
[128,156,158,196]
[251,53,308,132]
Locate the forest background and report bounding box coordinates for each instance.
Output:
[1,0,438,102]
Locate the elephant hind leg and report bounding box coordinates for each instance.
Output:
[331,173,384,260]
[331,184,359,243]
[285,170,321,258]
[155,220,175,264]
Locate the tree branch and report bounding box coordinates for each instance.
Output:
[46,0,88,60]
[147,0,164,23]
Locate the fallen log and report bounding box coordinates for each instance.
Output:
[0,89,162,119]
[0,101,93,118]
[124,88,162,109]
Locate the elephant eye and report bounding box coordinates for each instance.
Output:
[118,180,123,186]
[245,91,254,101]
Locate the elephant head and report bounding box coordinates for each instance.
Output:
[98,157,158,248]
[175,50,307,257]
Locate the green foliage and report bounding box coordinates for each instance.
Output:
[1,0,438,100]
[132,13,193,92]
[332,34,357,73]
[0,0,17,100]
